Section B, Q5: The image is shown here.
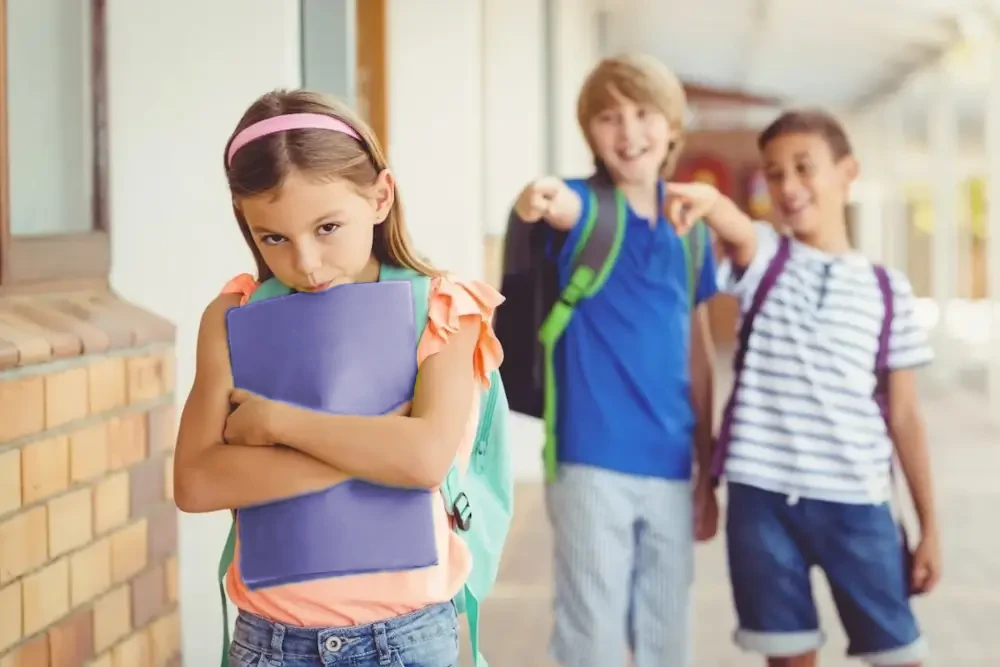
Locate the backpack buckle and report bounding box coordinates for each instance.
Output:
[451,492,472,531]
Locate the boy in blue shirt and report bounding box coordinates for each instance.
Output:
[512,54,718,667]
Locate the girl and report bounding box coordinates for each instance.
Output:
[173,89,504,667]
[666,109,939,667]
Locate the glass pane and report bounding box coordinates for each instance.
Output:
[6,0,95,236]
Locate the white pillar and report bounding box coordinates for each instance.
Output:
[879,99,908,272]
[928,64,960,376]
[986,33,1000,404]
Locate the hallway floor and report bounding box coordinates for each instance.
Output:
[463,372,999,666]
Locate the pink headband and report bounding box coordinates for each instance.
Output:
[226,112,363,167]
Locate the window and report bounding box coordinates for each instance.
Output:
[0,0,108,290]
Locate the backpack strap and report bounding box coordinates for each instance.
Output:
[217,518,237,667]
[537,175,627,481]
[680,221,707,309]
[710,236,792,481]
[873,265,893,423]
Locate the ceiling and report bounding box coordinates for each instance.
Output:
[607,0,994,118]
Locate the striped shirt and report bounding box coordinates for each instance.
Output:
[717,223,934,504]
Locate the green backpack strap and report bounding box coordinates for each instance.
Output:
[537,176,627,482]
[680,220,708,309]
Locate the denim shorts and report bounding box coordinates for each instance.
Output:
[228,602,459,667]
[725,483,928,666]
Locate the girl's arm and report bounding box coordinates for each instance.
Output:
[888,368,938,539]
[173,294,348,513]
[261,312,482,490]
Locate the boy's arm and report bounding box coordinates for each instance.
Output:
[888,369,937,540]
[665,182,757,270]
[690,302,715,479]
[513,177,583,231]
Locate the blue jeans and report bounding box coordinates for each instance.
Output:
[726,483,928,665]
[228,602,459,667]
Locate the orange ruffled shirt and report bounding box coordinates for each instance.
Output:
[219,272,504,627]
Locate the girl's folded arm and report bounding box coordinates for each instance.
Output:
[267,312,482,490]
[173,294,348,513]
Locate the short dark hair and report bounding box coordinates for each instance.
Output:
[758,109,852,161]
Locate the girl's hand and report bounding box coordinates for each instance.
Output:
[664,181,721,235]
[224,388,279,446]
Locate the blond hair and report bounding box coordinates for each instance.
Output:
[576,54,688,178]
[224,89,436,282]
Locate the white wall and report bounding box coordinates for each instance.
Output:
[106,1,301,664]
[386,0,485,280]
[549,0,602,175]
[481,0,548,236]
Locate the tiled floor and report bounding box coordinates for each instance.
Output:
[462,373,1000,666]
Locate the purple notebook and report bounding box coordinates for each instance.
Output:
[225,280,438,590]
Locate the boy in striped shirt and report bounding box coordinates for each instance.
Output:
[666,110,940,667]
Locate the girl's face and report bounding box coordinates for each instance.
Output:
[588,85,672,187]
[762,132,857,238]
[239,168,394,291]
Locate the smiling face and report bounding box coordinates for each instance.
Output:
[761,131,858,238]
[587,85,673,187]
[237,168,394,292]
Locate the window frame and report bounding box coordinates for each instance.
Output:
[0,0,110,293]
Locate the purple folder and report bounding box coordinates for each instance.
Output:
[225,281,438,590]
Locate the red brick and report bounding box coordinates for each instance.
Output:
[87,358,127,414]
[0,633,49,667]
[21,436,70,504]
[147,506,177,566]
[45,368,89,428]
[129,456,165,519]
[107,415,147,470]
[48,488,94,557]
[0,580,22,652]
[130,564,166,629]
[48,608,94,667]
[69,423,109,483]
[0,376,45,443]
[110,521,147,584]
[22,558,70,636]
[146,404,176,454]
[0,505,48,583]
[92,586,130,653]
[0,448,20,516]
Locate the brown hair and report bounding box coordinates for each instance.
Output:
[758,109,853,161]
[576,54,688,178]
[224,89,436,282]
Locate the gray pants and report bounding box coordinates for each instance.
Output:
[546,464,694,667]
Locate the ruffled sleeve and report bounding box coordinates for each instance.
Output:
[220,273,259,305]
[418,274,505,388]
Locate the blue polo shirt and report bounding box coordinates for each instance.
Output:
[552,178,718,480]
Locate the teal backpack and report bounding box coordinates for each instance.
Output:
[216,263,515,667]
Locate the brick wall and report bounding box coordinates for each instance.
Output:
[0,292,180,667]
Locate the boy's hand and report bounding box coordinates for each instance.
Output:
[664,181,721,235]
[513,177,565,223]
[693,477,719,542]
[911,530,941,595]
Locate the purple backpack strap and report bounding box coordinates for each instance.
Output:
[710,236,791,481]
[873,265,893,424]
